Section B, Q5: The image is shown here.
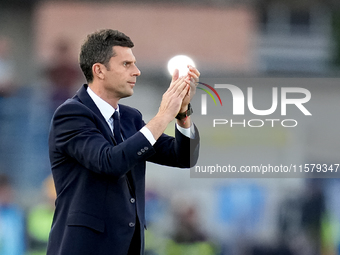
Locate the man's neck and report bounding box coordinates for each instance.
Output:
[88,83,119,109]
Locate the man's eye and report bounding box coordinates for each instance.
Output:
[123,62,129,67]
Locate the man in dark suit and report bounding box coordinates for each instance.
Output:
[47,29,200,255]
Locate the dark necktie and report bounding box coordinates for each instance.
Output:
[113,111,135,194]
[112,111,123,144]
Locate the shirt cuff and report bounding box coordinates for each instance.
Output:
[176,123,195,139]
[140,126,156,146]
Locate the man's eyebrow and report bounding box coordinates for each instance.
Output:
[123,60,137,64]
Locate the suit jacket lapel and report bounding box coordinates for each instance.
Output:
[75,84,115,143]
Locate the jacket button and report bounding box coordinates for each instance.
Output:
[129,222,135,227]
[137,151,142,155]
[144,147,148,150]
[130,198,135,203]
[141,149,145,153]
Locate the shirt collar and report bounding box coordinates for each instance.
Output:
[87,86,118,122]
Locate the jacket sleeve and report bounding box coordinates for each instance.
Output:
[146,124,200,168]
[49,101,156,179]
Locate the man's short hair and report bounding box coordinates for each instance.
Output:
[79,29,134,83]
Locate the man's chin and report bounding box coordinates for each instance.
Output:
[120,91,134,99]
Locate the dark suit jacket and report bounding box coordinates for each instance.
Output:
[47,84,200,255]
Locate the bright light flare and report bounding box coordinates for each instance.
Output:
[167,55,195,77]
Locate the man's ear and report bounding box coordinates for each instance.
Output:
[92,63,105,80]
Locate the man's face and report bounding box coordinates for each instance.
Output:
[102,46,141,99]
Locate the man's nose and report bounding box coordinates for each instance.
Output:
[133,65,141,77]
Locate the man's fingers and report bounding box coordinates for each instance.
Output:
[188,71,199,81]
[179,84,190,99]
[188,65,200,77]
[168,69,181,92]
[173,78,189,95]
[190,79,197,88]
[171,69,179,82]
[168,76,185,92]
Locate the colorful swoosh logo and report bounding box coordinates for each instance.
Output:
[197,82,223,106]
